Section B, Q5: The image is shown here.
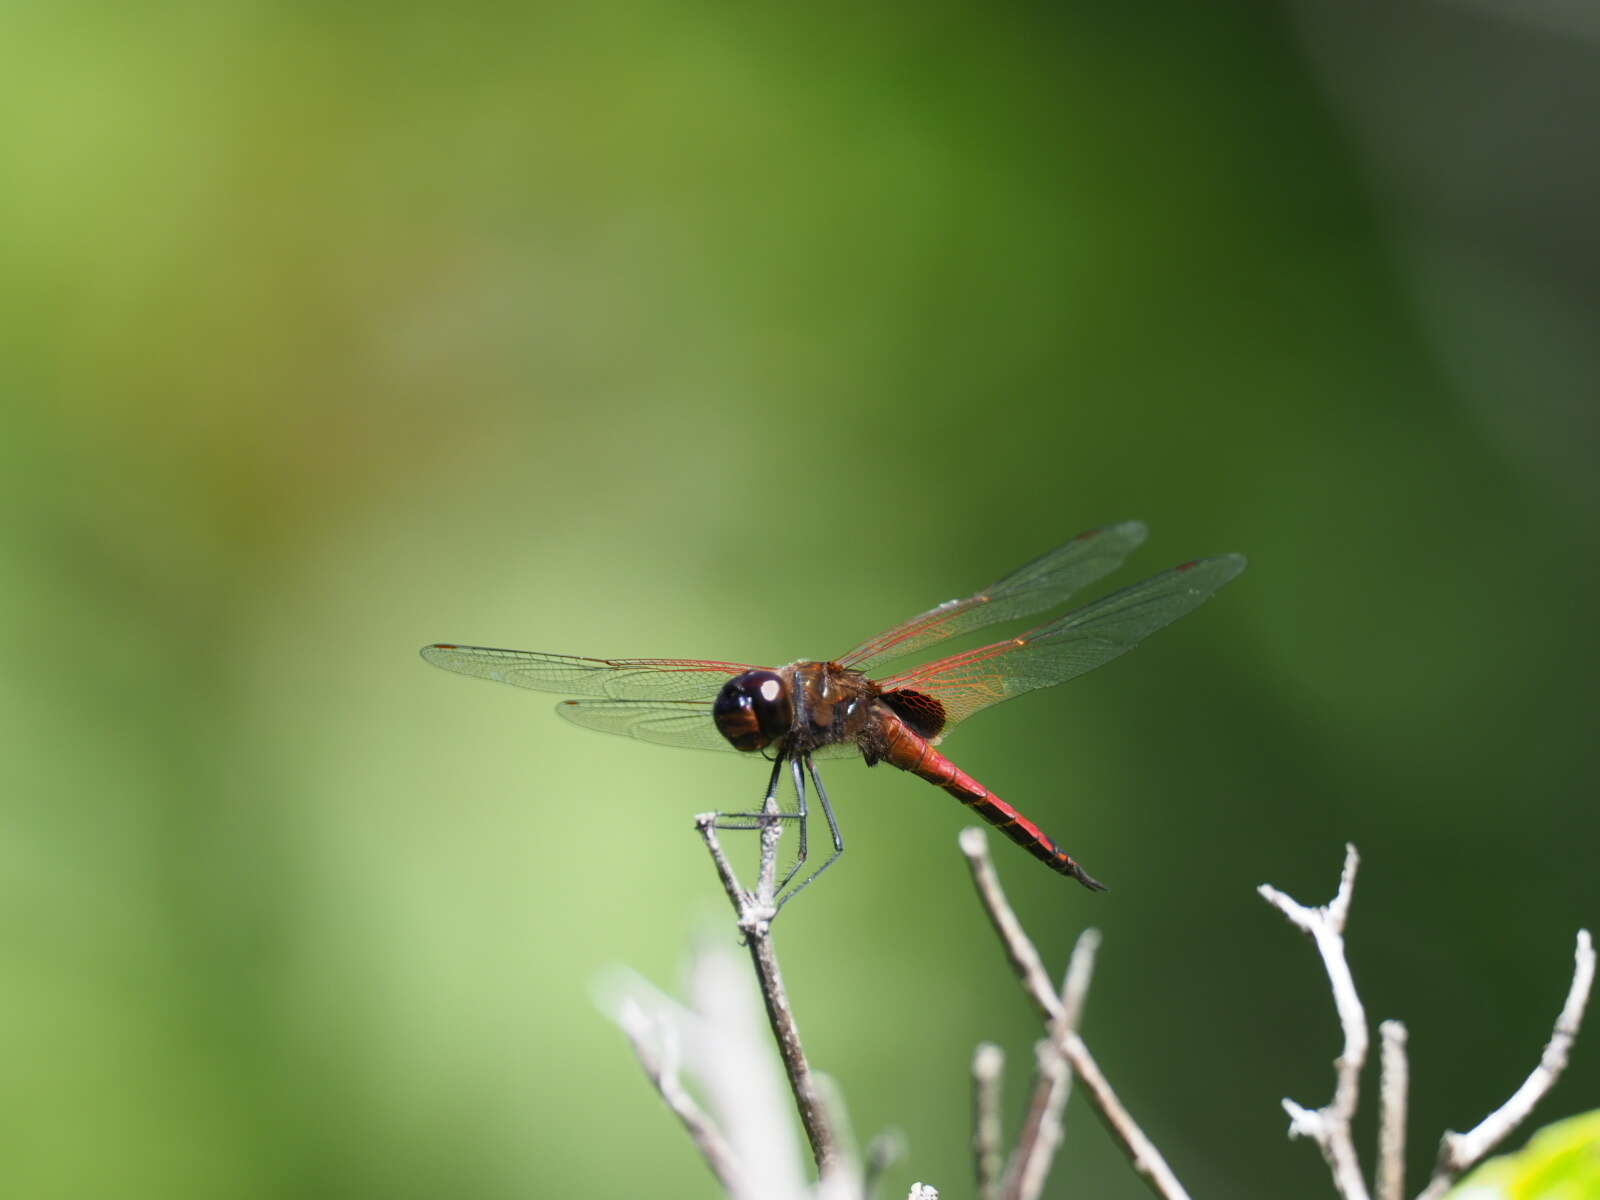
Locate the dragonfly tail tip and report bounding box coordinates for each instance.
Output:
[1075,867,1109,893]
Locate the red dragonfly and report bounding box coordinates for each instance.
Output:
[422,522,1244,901]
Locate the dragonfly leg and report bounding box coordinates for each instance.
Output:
[710,753,805,840]
[707,752,815,904]
[775,756,845,909]
[775,755,813,892]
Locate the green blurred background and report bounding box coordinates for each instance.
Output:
[5,3,1596,1197]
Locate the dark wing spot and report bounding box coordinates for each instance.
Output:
[881,688,947,740]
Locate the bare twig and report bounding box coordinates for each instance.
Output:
[632,822,1590,1200]
[1262,849,1593,1200]
[1063,1034,1192,1200]
[972,1043,1006,1200]
[756,775,785,904]
[698,810,757,915]
[1006,1042,1070,1200]
[696,813,840,1177]
[959,828,1059,1022]
[1258,843,1371,1200]
[1414,928,1595,1200]
[1375,1021,1408,1200]
[1058,929,1099,1032]
[961,828,1192,1200]
[809,1073,873,1200]
[614,996,747,1194]
[1006,930,1101,1200]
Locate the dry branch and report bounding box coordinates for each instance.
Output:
[696,811,840,1176]
[1258,844,1371,1200]
[620,813,1593,1200]
[1375,1021,1408,1200]
[960,828,1192,1200]
[614,995,747,1193]
[972,1043,1006,1200]
[1005,931,1099,1200]
[1414,928,1594,1200]
[1261,846,1594,1200]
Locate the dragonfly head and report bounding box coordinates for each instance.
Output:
[713,669,792,752]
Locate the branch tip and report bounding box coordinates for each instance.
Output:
[1261,849,1370,1200]
[1058,928,1101,1033]
[1416,925,1594,1200]
[974,1042,1004,1078]
[1375,1020,1408,1200]
[1328,843,1360,931]
[961,828,1059,1024]
[972,1043,1005,1200]
[964,835,1191,1200]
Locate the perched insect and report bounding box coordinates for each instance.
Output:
[423,522,1244,901]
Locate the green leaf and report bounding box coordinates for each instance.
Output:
[1449,1110,1600,1200]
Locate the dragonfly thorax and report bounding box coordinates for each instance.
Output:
[781,661,879,754]
[711,661,880,754]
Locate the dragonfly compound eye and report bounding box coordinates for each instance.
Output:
[713,670,792,751]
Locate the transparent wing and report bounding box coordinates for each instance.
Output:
[556,699,859,757]
[556,699,736,751]
[420,644,758,701]
[877,554,1246,735]
[838,521,1149,673]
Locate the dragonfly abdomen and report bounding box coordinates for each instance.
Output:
[873,710,1106,892]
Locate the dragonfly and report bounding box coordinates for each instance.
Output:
[422,522,1245,903]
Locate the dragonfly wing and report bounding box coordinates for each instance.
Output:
[558,699,863,757]
[556,699,737,751]
[877,554,1246,735]
[420,644,758,701]
[838,521,1149,672]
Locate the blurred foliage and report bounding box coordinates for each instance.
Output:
[3,1,1595,1197]
[1451,1110,1600,1200]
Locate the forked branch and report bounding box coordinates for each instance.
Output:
[1261,845,1594,1200]
[695,810,840,1177]
[620,823,1591,1200]
[1004,930,1098,1200]
[960,828,1192,1200]
[1414,927,1594,1200]
[613,995,746,1194]
[1258,844,1371,1200]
